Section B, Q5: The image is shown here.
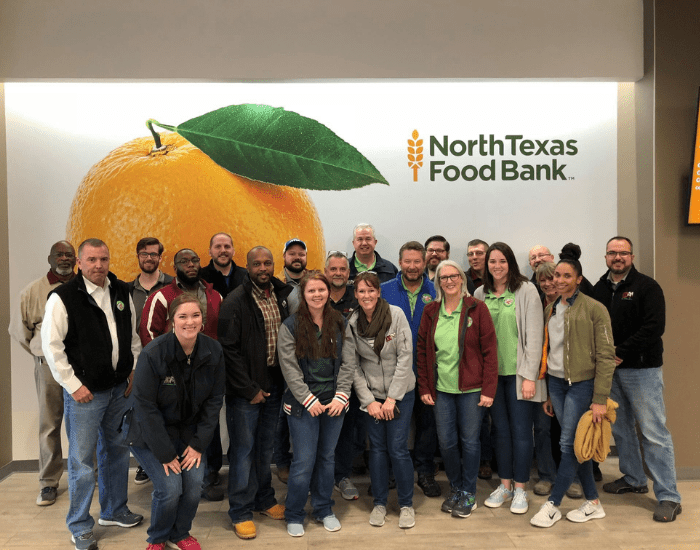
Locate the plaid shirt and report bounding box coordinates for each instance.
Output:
[251,282,282,366]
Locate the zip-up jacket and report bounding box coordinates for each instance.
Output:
[277,313,354,417]
[544,292,616,405]
[417,296,498,401]
[381,272,436,374]
[218,275,293,400]
[348,251,398,284]
[591,265,664,369]
[129,332,225,464]
[200,259,247,299]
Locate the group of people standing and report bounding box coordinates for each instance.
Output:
[8,225,682,550]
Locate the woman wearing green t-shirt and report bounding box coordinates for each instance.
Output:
[417,260,498,519]
[474,242,545,515]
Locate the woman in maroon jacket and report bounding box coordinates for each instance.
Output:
[417,260,498,520]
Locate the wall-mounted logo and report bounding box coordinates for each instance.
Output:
[408,130,424,182]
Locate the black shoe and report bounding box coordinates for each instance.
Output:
[451,492,477,518]
[603,476,649,494]
[205,471,221,487]
[417,474,442,497]
[653,500,682,522]
[441,488,460,513]
[478,460,492,480]
[593,464,603,482]
[134,466,150,485]
[201,484,225,501]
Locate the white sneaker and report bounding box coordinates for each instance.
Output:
[530,501,562,528]
[369,505,386,527]
[484,484,513,508]
[399,506,415,529]
[510,488,529,514]
[566,500,606,523]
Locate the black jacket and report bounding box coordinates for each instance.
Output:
[130,332,225,464]
[218,275,293,400]
[50,271,134,392]
[200,259,247,298]
[348,251,398,284]
[591,265,665,369]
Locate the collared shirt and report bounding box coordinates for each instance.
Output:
[42,276,141,394]
[483,289,518,376]
[401,275,423,316]
[130,270,172,327]
[607,270,629,292]
[250,281,282,366]
[329,285,358,318]
[354,254,376,273]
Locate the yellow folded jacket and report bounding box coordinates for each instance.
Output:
[574,397,619,464]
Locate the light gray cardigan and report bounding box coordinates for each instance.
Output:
[344,304,416,410]
[474,281,546,402]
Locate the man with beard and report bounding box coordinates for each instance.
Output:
[9,241,76,506]
[381,242,440,498]
[280,238,307,315]
[424,235,450,281]
[218,247,292,540]
[200,232,247,298]
[325,251,358,318]
[465,239,487,293]
[127,237,174,485]
[348,223,398,283]
[128,237,173,333]
[139,249,222,346]
[593,236,682,522]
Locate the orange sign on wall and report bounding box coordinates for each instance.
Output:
[688,89,700,224]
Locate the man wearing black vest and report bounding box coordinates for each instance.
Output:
[42,239,143,550]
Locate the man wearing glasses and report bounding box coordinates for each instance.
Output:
[128,237,173,329]
[424,235,450,282]
[139,248,222,346]
[592,236,682,523]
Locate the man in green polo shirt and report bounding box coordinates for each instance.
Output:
[348,223,398,284]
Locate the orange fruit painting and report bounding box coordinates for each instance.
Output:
[66,132,326,280]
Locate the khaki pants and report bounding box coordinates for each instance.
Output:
[34,357,64,488]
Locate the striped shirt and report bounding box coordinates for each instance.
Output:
[251,282,282,366]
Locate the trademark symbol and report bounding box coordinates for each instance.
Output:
[569,177,575,180]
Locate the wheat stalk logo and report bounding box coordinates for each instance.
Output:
[408,130,424,182]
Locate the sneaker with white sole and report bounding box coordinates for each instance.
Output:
[530,501,562,528]
[484,484,513,508]
[98,509,144,528]
[71,532,97,550]
[566,500,606,523]
[399,506,415,529]
[335,478,359,500]
[286,523,304,537]
[317,514,341,532]
[369,505,386,526]
[510,488,529,514]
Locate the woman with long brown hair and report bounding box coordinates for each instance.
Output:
[277,271,354,537]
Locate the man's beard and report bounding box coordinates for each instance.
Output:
[55,266,74,276]
[176,267,200,286]
[286,262,306,275]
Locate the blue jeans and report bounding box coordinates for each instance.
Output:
[285,408,345,523]
[412,390,439,475]
[533,405,557,483]
[365,390,415,508]
[272,399,292,469]
[334,393,366,483]
[63,381,132,537]
[479,410,493,462]
[548,376,598,506]
[226,382,282,524]
[131,440,205,544]
[434,390,484,494]
[489,375,536,483]
[610,367,681,503]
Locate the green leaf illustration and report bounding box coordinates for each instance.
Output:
[149,104,388,191]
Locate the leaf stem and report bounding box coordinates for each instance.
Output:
[146,119,177,151]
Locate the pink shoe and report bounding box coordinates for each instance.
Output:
[166,536,201,550]
[146,544,166,550]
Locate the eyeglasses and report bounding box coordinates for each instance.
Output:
[138,252,160,259]
[426,248,446,254]
[466,250,485,257]
[438,274,461,283]
[605,251,632,258]
[175,257,201,266]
